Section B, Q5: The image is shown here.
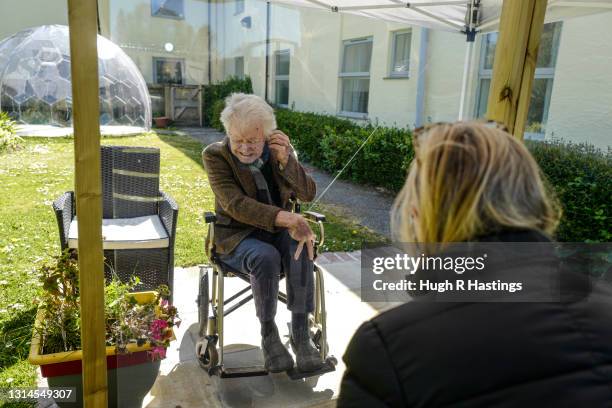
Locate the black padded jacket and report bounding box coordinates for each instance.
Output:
[338,230,612,407]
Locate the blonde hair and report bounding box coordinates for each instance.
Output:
[220,93,277,138]
[391,121,561,243]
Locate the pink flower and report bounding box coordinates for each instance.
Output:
[150,319,169,341]
[149,346,166,361]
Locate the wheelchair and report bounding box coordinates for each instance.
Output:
[195,198,338,379]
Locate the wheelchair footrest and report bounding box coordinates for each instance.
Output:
[286,357,337,381]
[219,365,269,378]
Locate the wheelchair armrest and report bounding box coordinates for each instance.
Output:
[204,212,217,224]
[304,211,326,222]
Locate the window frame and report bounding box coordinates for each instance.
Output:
[338,37,373,119]
[388,29,412,78]
[234,56,244,79]
[152,57,186,85]
[235,0,245,15]
[274,49,290,107]
[151,0,185,20]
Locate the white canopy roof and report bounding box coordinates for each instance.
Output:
[268,0,612,37]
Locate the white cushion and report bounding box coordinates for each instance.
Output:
[68,215,169,250]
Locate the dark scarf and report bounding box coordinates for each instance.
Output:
[229,142,274,205]
[247,144,274,205]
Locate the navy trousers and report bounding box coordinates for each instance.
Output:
[218,229,315,322]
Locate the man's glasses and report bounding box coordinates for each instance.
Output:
[229,136,266,147]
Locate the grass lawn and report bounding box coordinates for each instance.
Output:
[0,132,387,393]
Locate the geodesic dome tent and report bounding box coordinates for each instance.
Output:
[0,25,151,129]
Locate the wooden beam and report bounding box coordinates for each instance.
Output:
[486,0,548,139]
[67,1,108,407]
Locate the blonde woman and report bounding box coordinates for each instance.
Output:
[338,122,612,407]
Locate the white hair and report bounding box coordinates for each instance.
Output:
[220,93,277,137]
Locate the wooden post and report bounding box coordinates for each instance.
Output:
[170,86,175,120]
[486,0,548,139]
[164,85,172,118]
[67,1,108,407]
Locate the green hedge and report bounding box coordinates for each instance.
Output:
[275,108,610,242]
[202,76,253,126]
[276,109,412,192]
[526,140,611,243]
[210,99,225,132]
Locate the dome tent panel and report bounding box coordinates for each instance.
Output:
[0,24,151,130]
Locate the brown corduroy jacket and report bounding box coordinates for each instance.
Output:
[202,137,316,255]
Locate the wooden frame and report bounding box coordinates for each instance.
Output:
[485,0,548,139]
[65,0,551,405]
[67,0,107,406]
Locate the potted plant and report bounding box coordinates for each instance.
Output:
[153,116,171,128]
[28,251,180,407]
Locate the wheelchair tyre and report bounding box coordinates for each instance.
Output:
[312,329,330,356]
[196,339,219,373]
[198,269,209,337]
[312,328,322,350]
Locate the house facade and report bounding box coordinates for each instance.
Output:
[1,0,610,148]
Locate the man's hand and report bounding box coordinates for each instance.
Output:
[268,130,292,168]
[275,211,315,260]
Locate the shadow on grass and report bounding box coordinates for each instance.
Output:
[157,132,209,172]
[0,307,37,370]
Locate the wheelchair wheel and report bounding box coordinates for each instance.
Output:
[198,267,209,338]
[196,338,219,374]
[312,328,330,356]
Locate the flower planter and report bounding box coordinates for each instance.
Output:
[153,116,171,128]
[29,291,171,408]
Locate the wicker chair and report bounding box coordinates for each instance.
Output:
[52,146,178,298]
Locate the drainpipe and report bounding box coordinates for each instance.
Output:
[208,0,212,84]
[458,0,479,120]
[264,1,271,102]
[415,27,428,128]
[458,40,474,120]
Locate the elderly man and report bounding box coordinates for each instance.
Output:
[202,93,324,373]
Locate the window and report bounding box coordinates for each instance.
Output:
[390,30,411,77]
[339,38,373,117]
[475,22,562,138]
[235,56,244,79]
[274,50,290,107]
[151,0,184,19]
[153,57,185,85]
[235,0,245,15]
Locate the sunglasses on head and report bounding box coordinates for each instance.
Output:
[412,120,509,146]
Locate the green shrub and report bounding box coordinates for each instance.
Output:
[275,107,610,242]
[275,108,362,165]
[527,140,611,243]
[276,108,413,191]
[211,99,226,132]
[202,76,253,126]
[0,112,22,153]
